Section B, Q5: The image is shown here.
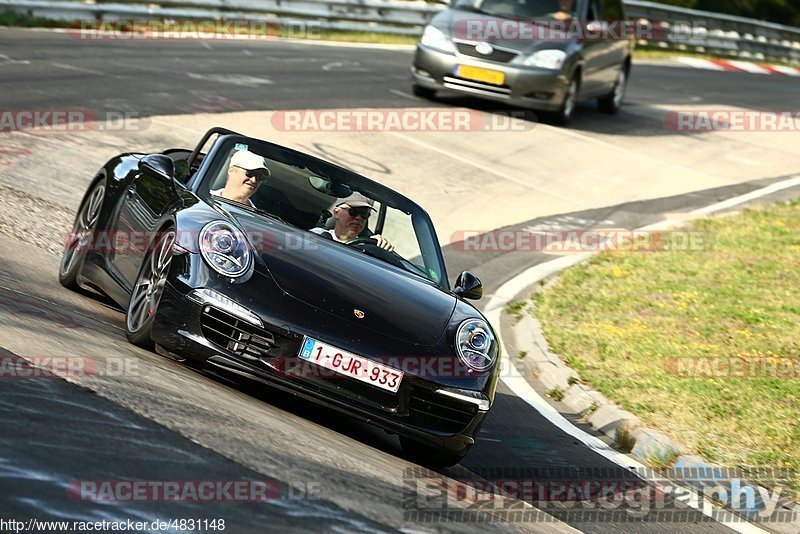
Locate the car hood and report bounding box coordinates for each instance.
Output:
[227,207,457,348]
[435,9,572,54]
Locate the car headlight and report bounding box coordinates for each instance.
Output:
[199,221,251,277]
[420,25,456,54]
[456,319,496,372]
[521,49,567,69]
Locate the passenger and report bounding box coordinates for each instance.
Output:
[211,150,270,207]
[312,193,395,252]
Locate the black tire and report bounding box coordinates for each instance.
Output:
[125,228,176,348]
[412,84,436,99]
[551,75,579,126]
[598,66,628,114]
[59,178,106,290]
[400,436,465,468]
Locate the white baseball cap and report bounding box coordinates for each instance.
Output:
[230,150,269,173]
[336,192,376,211]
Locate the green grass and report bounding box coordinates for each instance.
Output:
[505,299,531,323]
[534,200,800,498]
[0,9,70,27]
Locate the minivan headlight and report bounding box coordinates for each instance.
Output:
[420,25,456,54]
[521,49,567,69]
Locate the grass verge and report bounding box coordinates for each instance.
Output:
[533,199,800,499]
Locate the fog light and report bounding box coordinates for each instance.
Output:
[188,288,263,327]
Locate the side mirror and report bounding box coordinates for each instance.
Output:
[138,154,175,184]
[454,271,483,300]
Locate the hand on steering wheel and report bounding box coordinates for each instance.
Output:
[346,234,395,252]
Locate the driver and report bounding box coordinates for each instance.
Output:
[551,0,576,20]
[211,150,270,207]
[312,193,395,252]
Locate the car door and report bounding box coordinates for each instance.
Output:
[109,166,182,290]
[578,0,608,96]
[597,0,629,88]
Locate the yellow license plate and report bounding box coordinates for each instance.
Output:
[456,65,505,85]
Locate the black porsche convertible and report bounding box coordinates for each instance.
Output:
[59,127,499,465]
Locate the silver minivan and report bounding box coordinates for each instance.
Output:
[411,0,633,124]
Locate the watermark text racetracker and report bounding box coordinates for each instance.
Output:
[68,479,321,502]
[0,353,140,379]
[452,18,669,42]
[271,109,536,132]
[0,110,148,133]
[664,110,800,132]
[404,467,796,523]
[65,229,323,254]
[69,19,322,40]
[666,357,800,379]
[451,229,711,253]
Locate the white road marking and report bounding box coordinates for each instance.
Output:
[768,65,800,77]
[689,175,800,216]
[186,73,272,87]
[389,89,417,100]
[726,60,771,75]
[675,57,726,71]
[0,53,30,66]
[389,131,579,204]
[322,61,368,72]
[488,175,800,533]
[50,62,106,76]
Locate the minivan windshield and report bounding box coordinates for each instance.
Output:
[452,0,568,19]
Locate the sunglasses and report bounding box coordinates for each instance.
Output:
[235,166,270,182]
[343,206,372,219]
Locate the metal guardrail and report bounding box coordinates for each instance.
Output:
[625,0,800,63]
[2,0,799,62]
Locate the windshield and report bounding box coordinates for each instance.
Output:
[452,0,572,19]
[201,139,448,287]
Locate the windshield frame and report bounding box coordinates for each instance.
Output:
[194,134,451,290]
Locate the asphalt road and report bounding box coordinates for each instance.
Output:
[1,28,799,118]
[1,27,798,534]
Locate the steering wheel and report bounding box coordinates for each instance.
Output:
[345,237,379,247]
[345,237,408,269]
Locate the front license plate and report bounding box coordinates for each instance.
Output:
[298,337,403,393]
[455,64,505,85]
